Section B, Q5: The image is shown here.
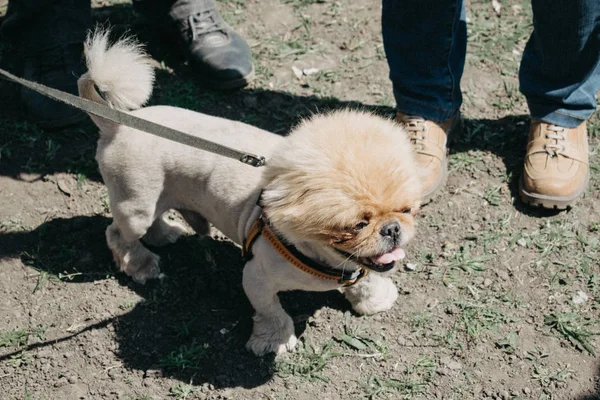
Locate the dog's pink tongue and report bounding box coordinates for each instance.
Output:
[371,248,406,265]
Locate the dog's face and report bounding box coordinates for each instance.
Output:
[261,110,421,272]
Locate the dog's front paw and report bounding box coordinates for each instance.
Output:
[347,276,398,315]
[246,332,297,356]
[122,250,161,285]
[246,313,297,356]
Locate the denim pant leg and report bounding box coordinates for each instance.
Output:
[1,0,91,53]
[520,0,600,128]
[382,0,467,122]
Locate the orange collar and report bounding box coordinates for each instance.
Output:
[243,217,368,286]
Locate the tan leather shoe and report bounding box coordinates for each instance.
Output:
[519,120,589,209]
[396,112,462,203]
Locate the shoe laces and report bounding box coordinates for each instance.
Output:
[400,115,427,151]
[543,125,566,157]
[187,9,227,42]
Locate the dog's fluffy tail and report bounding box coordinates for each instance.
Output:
[77,29,155,133]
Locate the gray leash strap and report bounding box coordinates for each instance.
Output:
[0,67,266,167]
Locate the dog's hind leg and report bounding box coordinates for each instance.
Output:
[106,204,161,284]
[143,213,188,247]
[178,210,210,237]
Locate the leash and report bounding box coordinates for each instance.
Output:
[0,67,267,167]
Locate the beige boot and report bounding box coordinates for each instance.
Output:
[519,120,589,209]
[396,112,462,203]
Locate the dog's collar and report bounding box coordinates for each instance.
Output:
[243,216,369,287]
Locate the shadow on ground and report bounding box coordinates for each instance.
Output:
[0,214,349,389]
[576,363,600,400]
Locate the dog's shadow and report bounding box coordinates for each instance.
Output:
[0,214,349,389]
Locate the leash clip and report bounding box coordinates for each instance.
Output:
[240,154,267,167]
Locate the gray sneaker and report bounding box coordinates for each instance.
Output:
[169,0,255,89]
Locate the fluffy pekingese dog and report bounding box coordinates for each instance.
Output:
[78,30,421,356]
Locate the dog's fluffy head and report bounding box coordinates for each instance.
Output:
[261,110,421,273]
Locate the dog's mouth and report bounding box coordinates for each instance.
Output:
[336,247,406,273]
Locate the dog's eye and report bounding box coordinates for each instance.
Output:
[354,221,369,230]
[402,208,412,214]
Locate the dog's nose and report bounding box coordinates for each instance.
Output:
[380,221,401,240]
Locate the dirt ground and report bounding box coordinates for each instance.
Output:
[0,0,599,399]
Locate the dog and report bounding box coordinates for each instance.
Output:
[77,30,422,356]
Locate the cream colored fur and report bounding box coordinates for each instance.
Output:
[78,30,421,356]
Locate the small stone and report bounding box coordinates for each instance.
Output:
[471,223,481,231]
[54,377,68,388]
[495,269,510,281]
[436,368,450,376]
[303,67,319,75]
[447,360,463,370]
[57,178,72,196]
[445,304,459,315]
[143,378,154,387]
[572,290,589,305]
[291,66,303,79]
[483,388,494,397]
[516,238,527,247]
[483,278,493,287]
[68,375,78,384]
[36,349,53,359]
[405,263,418,271]
[443,241,458,251]
[523,387,531,395]
[144,369,162,378]
[499,390,510,400]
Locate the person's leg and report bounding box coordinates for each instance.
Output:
[1,0,90,128]
[519,0,600,209]
[382,0,466,122]
[382,0,466,203]
[134,0,254,90]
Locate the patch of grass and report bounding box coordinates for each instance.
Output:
[453,300,517,339]
[276,339,341,382]
[440,246,493,287]
[530,220,578,258]
[0,329,29,348]
[407,311,432,333]
[531,364,574,389]
[544,312,598,356]
[361,356,436,399]
[0,217,29,233]
[483,184,503,206]
[169,383,198,400]
[334,312,387,356]
[448,150,484,173]
[159,341,207,371]
[495,331,518,353]
[7,351,34,368]
[0,326,46,348]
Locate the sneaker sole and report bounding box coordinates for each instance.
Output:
[518,172,589,210]
[199,66,255,90]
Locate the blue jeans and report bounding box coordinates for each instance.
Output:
[382,0,600,128]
